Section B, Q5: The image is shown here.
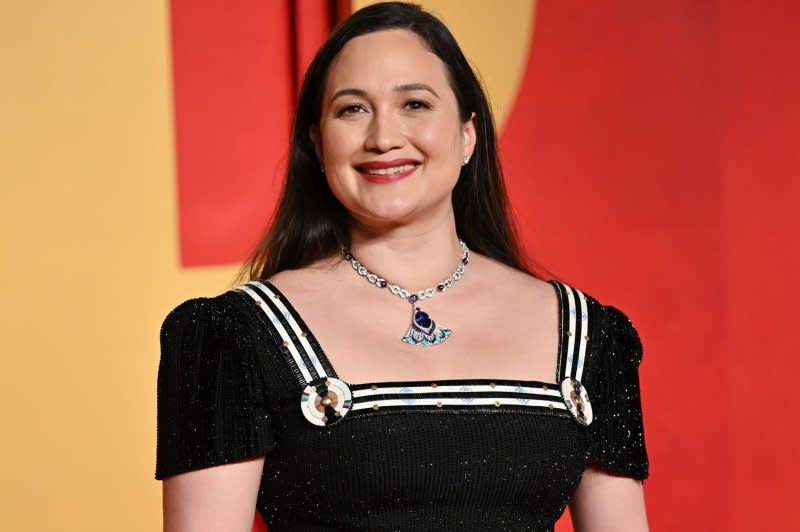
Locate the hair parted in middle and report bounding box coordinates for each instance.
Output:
[242,1,537,282]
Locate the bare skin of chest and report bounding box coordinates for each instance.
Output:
[269,253,560,384]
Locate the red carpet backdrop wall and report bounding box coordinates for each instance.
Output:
[1,1,796,530]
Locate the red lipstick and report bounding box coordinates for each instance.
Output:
[356,159,421,184]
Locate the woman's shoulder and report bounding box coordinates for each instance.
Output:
[160,290,264,360]
[468,252,555,300]
[569,284,642,364]
[551,279,644,369]
[262,257,349,305]
[514,268,643,365]
[162,289,238,323]
[267,255,343,283]
[476,253,639,319]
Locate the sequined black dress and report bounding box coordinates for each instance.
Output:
[155,280,648,531]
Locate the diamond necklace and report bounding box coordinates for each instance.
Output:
[342,240,469,346]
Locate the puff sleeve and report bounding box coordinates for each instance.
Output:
[588,305,649,480]
[155,296,277,480]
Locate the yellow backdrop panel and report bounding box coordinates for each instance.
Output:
[0,1,532,529]
[0,1,236,529]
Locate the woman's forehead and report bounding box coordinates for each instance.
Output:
[325,29,450,97]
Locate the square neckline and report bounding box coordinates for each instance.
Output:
[253,278,567,390]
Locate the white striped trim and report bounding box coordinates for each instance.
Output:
[249,281,328,380]
[351,397,568,411]
[558,282,590,382]
[237,284,314,383]
[563,284,577,380]
[352,384,561,399]
[575,287,589,381]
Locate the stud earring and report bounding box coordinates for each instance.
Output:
[462,156,470,166]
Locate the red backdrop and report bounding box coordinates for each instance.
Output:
[169,1,800,530]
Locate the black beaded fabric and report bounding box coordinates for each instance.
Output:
[155,280,648,531]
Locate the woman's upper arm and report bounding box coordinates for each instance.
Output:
[156,295,277,529]
[569,465,649,532]
[163,456,265,532]
[569,303,650,531]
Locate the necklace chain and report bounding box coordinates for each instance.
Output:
[343,240,470,302]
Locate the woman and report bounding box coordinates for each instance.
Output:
[156,2,650,531]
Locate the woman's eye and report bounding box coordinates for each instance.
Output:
[336,104,365,117]
[405,100,431,111]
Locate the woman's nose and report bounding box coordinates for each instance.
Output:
[364,110,404,152]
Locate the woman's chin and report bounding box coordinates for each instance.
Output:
[367,206,419,226]
[352,198,428,227]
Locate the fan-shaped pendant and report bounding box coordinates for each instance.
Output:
[402,306,451,346]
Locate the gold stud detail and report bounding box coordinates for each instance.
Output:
[322,415,328,422]
[567,330,573,336]
[548,403,554,410]
[282,340,289,347]
[273,294,280,299]
[584,335,590,341]
[301,331,308,337]
[542,384,548,391]
[436,401,443,408]
[321,397,332,406]
[490,382,496,388]
[372,404,380,410]
[256,300,263,305]
[431,383,438,388]
[325,380,331,387]
[494,400,501,407]
[370,384,378,391]
[334,411,341,417]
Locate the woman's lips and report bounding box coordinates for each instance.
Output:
[356,160,421,184]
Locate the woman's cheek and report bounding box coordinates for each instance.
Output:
[412,120,460,157]
[322,121,362,161]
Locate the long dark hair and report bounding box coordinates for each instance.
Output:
[241,1,537,281]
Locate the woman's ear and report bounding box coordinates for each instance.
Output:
[463,112,477,160]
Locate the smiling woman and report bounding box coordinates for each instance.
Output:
[156,2,650,531]
[314,28,474,226]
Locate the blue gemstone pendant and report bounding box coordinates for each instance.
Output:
[402,304,451,346]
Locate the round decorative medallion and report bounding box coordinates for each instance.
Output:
[300,377,352,426]
[560,378,593,426]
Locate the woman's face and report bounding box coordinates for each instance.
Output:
[314,29,476,229]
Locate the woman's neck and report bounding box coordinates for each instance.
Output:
[345,221,464,294]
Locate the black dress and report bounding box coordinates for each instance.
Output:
[155,279,648,531]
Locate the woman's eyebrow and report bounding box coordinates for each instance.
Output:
[395,83,439,99]
[330,88,367,103]
[330,83,440,104]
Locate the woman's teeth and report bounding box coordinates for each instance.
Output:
[361,163,417,175]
